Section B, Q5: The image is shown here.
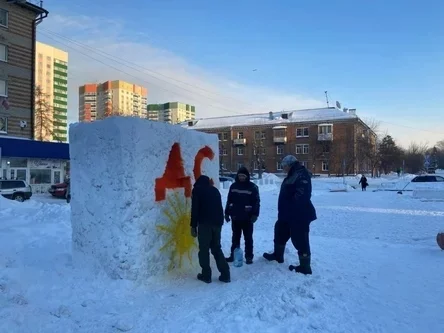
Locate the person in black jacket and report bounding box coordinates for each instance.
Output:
[190,175,230,283]
[263,155,317,275]
[224,167,260,265]
[359,175,368,191]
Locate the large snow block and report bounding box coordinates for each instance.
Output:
[69,117,220,281]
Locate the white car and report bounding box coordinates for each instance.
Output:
[0,180,33,202]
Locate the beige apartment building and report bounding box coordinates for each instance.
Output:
[147,102,195,124]
[79,80,148,122]
[0,0,48,139]
[35,41,68,142]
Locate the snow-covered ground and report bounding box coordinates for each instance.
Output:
[1,177,444,333]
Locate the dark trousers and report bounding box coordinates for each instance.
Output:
[361,185,367,191]
[198,224,230,278]
[230,220,254,259]
[274,220,310,256]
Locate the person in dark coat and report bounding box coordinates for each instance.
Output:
[190,175,230,283]
[263,155,317,275]
[359,175,368,191]
[224,167,260,265]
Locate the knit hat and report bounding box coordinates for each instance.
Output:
[281,155,298,167]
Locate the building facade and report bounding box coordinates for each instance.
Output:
[183,107,377,175]
[148,102,195,124]
[0,0,48,139]
[0,136,69,192]
[35,41,68,142]
[79,80,148,122]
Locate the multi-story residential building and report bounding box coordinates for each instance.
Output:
[78,80,148,122]
[0,0,48,139]
[183,107,377,175]
[147,102,195,124]
[35,41,68,142]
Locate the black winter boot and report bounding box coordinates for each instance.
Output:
[197,273,212,283]
[225,254,234,263]
[289,255,312,275]
[263,244,285,263]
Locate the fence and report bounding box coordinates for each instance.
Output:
[221,178,282,189]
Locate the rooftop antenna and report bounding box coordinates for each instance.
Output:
[324,91,330,107]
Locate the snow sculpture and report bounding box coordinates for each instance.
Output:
[69,117,219,280]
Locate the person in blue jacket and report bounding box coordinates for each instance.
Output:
[263,155,317,275]
[224,167,260,265]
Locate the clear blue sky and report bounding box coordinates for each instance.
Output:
[42,0,444,146]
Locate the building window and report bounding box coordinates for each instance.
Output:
[237,132,244,139]
[0,9,8,27]
[237,162,243,170]
[300,161,308,168]
[0,44,7,62]
[277,162,283,171]
[0,116,7,133]
[220,148,228,156]
[319,125,332,134]
[296,127,309,138]
[0,79,7,97]
[296,144,309,154]
[237,147,244,155]
[276,145,284,155]
[254,131,266,140]
[222,132,229,141]
[30,169,52,184]
[322,161,329,172]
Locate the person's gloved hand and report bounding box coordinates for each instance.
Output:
[251,216,258,223]
[190,227,198,238]
[224,214,230,223]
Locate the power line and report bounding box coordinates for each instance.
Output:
[38,30,444,136]
[39,30,261,116]
[40,27,264,112]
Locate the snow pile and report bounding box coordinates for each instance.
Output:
[69,117,219,281]
[261,172,282,183]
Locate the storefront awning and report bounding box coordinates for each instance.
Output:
[0,137,69,160]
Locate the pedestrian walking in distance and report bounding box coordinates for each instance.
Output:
[225,167,260,265]
[190,175,230,283]
[359,175,368,191]
[263,155,317,275]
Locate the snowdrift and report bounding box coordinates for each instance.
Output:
[69,117,219,281]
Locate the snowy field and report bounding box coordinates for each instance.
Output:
[1,176,444,333]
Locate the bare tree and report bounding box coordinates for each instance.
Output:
[34,86,54,142]
[404,141,429,173]
[251,140,266,179]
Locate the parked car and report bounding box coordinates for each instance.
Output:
[0,180,33,202]
[411,175,444,183]
[48,181,68,198]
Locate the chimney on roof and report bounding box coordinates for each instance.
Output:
[187,121,194,126]
[281,113,288,119]
[269,111,274,120]
[348,109,356,114]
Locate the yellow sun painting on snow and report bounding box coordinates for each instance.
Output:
[156,191,197,270]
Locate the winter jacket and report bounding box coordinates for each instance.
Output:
[190,175,224,228]
[277,162,317,226]
[359,176,368,187]
[225,167,260,221]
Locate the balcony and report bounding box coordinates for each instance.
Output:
[318,133,333,141]
[233,138,247,146]
[273,136,287,144]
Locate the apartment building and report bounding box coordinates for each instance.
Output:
[183,107,377,175]
[0,0,48,138]
[147,102,195,124]
[35,41,68,142]
[79,80,148,122]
